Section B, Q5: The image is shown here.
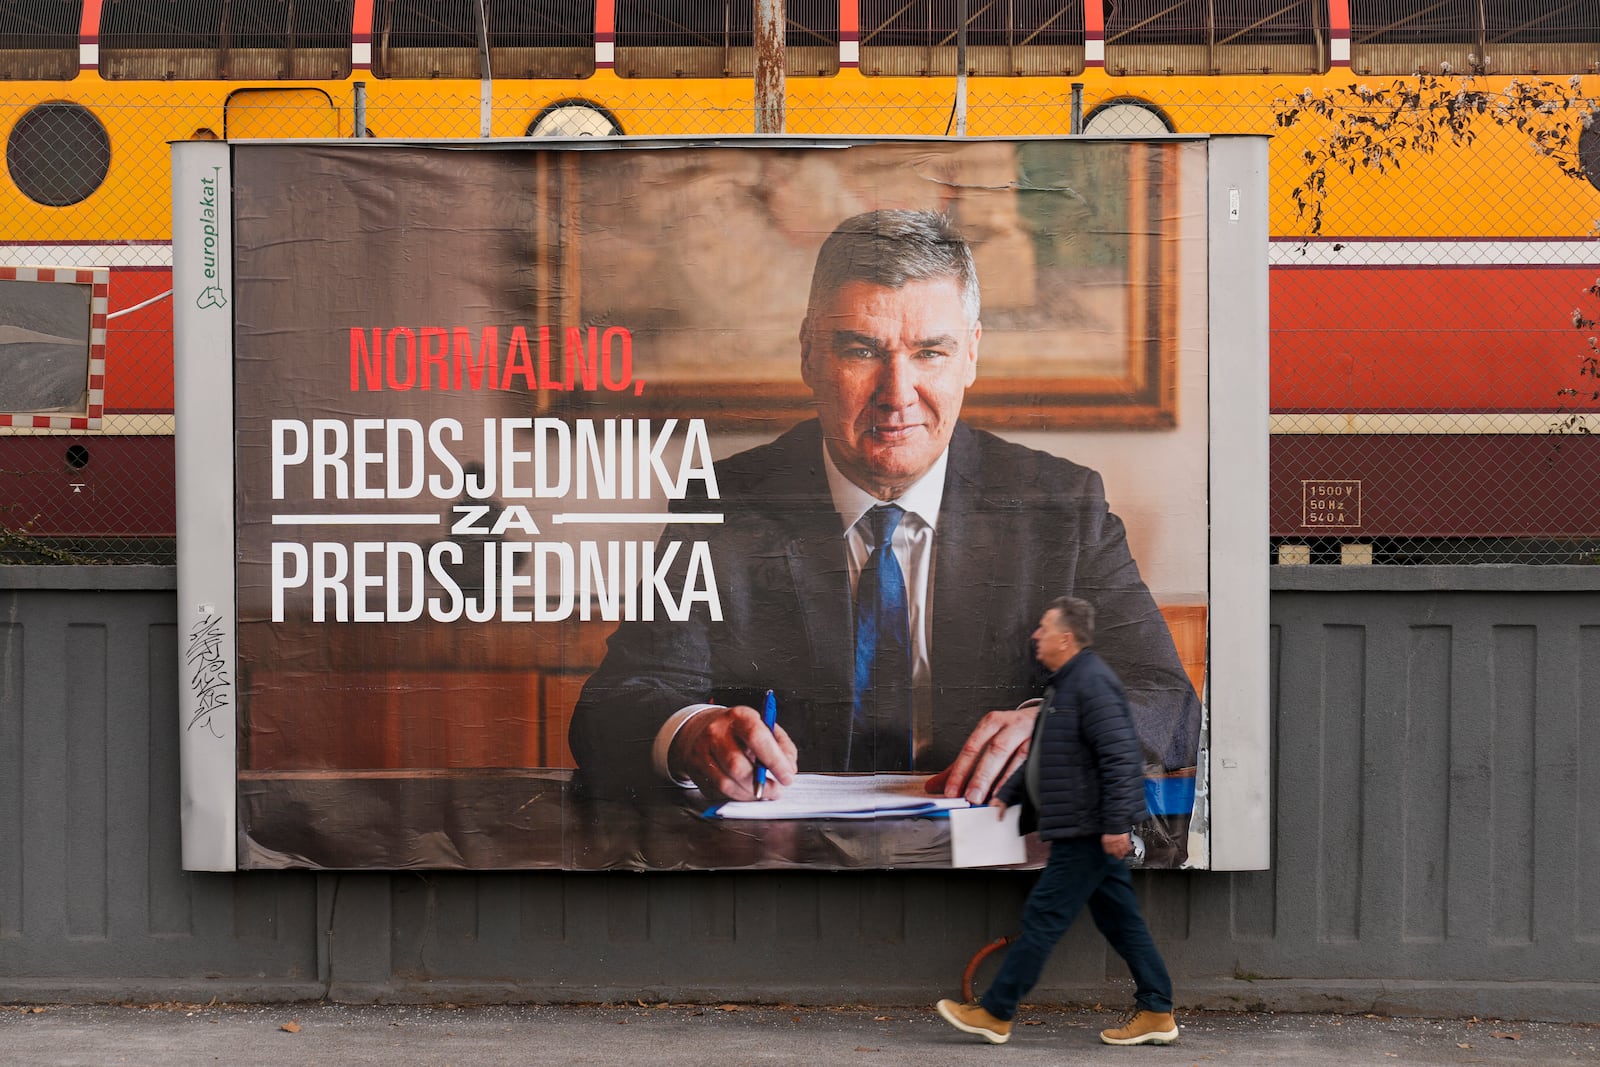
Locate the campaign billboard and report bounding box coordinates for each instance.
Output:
[173,136,1269,872]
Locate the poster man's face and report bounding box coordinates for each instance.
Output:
[800,277,981,500]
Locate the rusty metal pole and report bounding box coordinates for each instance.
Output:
[953,0,968,134]
[475,0,493,137]
[754,0,786,133]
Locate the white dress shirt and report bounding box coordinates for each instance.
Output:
[822,446,947,766]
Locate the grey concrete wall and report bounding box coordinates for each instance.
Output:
[2,566,1596,1021]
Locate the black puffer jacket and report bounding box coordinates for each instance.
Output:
[997,648,1149,841]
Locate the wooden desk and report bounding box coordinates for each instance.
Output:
[237,770,1193,871]
[240,607,1206,772]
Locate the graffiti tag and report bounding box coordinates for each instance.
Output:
[184,612,231,738]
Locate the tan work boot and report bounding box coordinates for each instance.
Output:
[935,998,1012,1044]
[1100,1009,1179,1045]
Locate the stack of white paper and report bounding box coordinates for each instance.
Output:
[705,773,970,820]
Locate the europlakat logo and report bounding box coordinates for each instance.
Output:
[197,165,227,310]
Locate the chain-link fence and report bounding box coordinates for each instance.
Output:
[3,75,1599,564]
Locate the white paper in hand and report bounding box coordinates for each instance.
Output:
[949,804,1027,868]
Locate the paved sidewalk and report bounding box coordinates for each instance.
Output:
[3,1002,1596,1066]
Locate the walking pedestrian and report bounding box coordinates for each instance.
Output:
[935,595,1179,1047]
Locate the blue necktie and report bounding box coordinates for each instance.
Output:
[851,504,913,771]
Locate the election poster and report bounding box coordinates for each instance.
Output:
[173,136,1270,872]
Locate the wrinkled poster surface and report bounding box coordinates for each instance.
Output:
[228,138,1211,870]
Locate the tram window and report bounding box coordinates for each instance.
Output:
[7,102,110,206]
[614,0,839,78]
[100,0,219,79]
[233,0,353,78]
[0,278,93,415]
[1104,0,1329,76]
[1354,1,1600,75]
[488,0,596,78]
[0,0,81,81]
[372,0,481,78]
[1351,0,1481,46]
[1351,0,1480,75]
[100,0,354,80]
[859,0,1083,77]
[1484,1,1600,74]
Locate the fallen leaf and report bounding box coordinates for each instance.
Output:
[873,1015,890,1021]
[656,1001,669,1009]
[854,1047,878,1053]
[280,1021,300,1034]
[718,1004,743,1012]
[616,1019,627,1025]
[29,1008,46,1015]
[1491,1031,1523,1041]
[1457,1043,1471,1049]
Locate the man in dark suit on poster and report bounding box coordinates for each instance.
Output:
[569,209,1200,808]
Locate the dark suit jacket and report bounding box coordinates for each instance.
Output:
[568,419,1201,786]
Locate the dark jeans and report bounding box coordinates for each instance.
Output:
[980,836,1173,1020]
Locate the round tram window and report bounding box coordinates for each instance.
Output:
[527,102,623,138]
[1581,113,1600,193]
[7,103,111,207]
[1082,100,1174,136]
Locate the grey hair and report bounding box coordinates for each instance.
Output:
[1046,596,1095,646]
[805,209,981,326]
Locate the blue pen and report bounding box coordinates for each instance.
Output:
[753,689,778,800]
